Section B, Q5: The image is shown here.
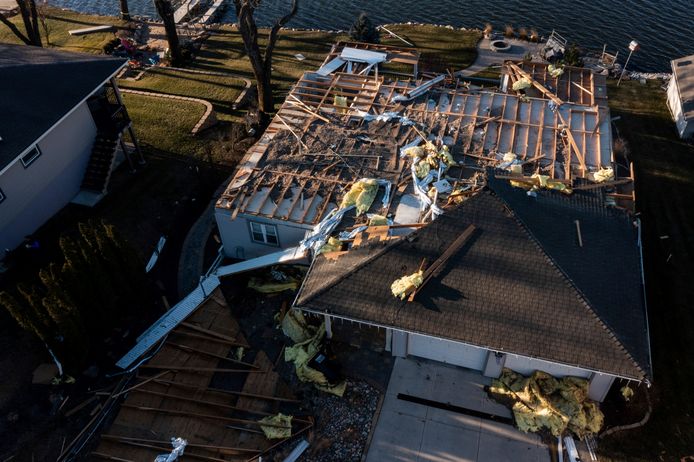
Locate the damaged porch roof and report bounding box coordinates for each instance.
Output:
[294,172,651,381]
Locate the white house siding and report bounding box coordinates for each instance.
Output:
[214,208,313,259]
[667,76,694,139]
[386,329,615,401]
[0,102,96,253]
[406,332,488,371]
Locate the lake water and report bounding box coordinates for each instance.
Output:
[49,0,694,71]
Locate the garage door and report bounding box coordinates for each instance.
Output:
[407,333,488,371]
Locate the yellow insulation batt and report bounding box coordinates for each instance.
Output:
[489,368,604,437]
[391,270,424,300]
[548,64,565,78]
[318,236,343,254]
[340,179,379,215]
[512,77,532,91]
[283,322,346,396]
[258,413,293,439]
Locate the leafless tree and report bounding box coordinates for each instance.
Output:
[234,0,298,121]
[153,0,182,66]
[0,0,42,46]
[36,0,51,45]
[119,0,131,21]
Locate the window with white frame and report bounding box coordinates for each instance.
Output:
[21,145,42,167]
[249,221,279,246]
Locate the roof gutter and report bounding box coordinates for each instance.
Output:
[0,60,127,177]
[636,216,654,386]
[294,305,646,382]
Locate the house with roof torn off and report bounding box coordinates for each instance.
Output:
[206,42,650,401]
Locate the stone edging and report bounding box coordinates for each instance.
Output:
[165,66,253,107]
[120,88,216,135]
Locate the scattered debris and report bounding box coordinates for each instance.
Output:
[489,368,604,437]
[259,413,293,439]
[154,437,187,462]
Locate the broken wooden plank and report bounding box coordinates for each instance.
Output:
[409,224,476,301]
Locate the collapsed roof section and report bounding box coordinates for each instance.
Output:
[216,42,635,238]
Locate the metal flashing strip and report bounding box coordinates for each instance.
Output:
[116,275,220,369]
[214,246,305,278]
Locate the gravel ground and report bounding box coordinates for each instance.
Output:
[300,379,381,462]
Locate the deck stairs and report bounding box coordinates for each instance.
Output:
[81,131,120,194]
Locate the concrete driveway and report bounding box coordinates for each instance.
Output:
[366,357,550,462]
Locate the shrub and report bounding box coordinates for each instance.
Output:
[504,25,515,38]
[518,27,528,41]
[349,13,380,44]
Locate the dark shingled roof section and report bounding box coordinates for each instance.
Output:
[0,44,126,171]
[487,173,651,378]
[296,179,650,380]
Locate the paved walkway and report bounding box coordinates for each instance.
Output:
[458,36,543,77]
[366,357,550,462]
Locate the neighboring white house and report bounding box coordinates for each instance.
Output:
[0,44,141,257]
[667,54,694,139]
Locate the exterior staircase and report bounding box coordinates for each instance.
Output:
[80,131,120,194]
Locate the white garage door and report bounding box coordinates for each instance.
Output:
[407,334,488,371]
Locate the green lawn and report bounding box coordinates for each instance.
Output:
[122,93,208,157]
[118,68,245,121]
[598,80,694,461]
[379,24,481,72]
[0,7,125,53]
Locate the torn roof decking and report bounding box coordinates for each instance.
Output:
[506,61,609,108]
[218,50,630,225]
[96,288,306,461]
[217,72,414,226]
[374,81,613,178]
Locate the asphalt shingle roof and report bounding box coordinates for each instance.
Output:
[0,44,126,171]
[295,175,651,380]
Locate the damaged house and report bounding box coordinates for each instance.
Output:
[210,42,650,402]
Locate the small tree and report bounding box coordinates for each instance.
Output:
[234,0,299,122]
[0,220,148,372]
[349,13,379,44]
[153,0,183,66]
[562,43,584,67]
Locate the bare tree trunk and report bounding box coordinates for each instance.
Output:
[0,13,32,45]
[14,0,42,46]
[153,0,182,66]
[27,0,40,44]
[234,0,298,121]
[119,0,131,21]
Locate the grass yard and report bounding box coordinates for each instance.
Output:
[121,92,209,157]
[598,80,694,461]
[0,7,125,53]
[379,24,482,72]
[118,69,246,121]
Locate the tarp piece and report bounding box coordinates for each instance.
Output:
[258,413,293,439]
[489,368,604,437]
